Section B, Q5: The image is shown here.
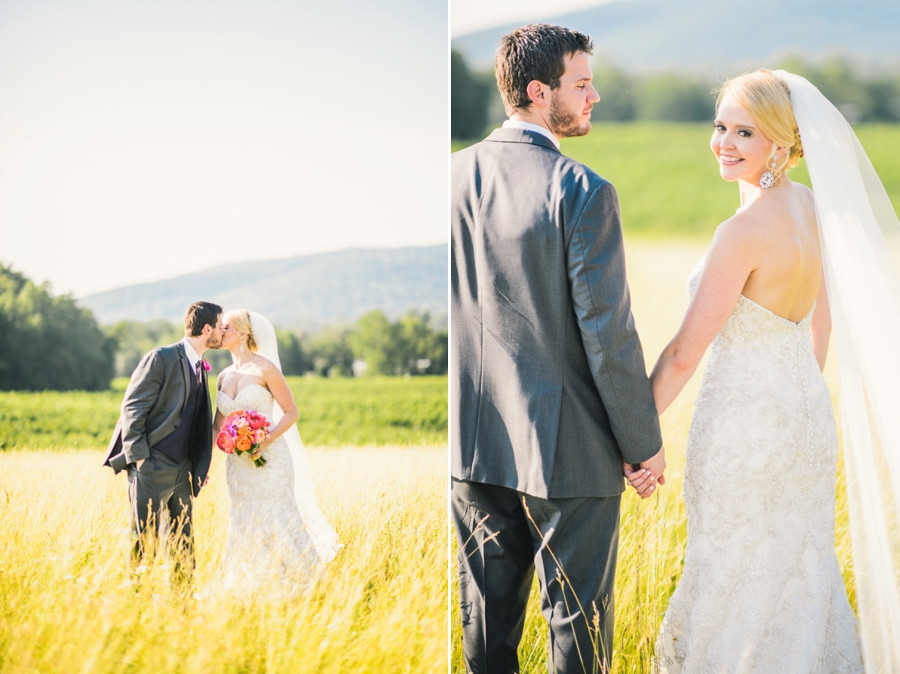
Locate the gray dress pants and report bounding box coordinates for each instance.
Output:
[128,448,194,583]
[453,479,621,674]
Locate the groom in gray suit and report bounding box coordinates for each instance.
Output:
[451,24,666,673]
[104,301,223,582]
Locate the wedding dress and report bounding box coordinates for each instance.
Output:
[654,258,863,672]
[214,312,341,595]
[217,383,322,592]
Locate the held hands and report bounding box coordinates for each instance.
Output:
[623,445,666,499]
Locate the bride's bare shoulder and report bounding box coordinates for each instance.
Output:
[714,205,768,250]
[251,354,279,375]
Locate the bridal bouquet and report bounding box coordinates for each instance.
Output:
[217,410,271,467]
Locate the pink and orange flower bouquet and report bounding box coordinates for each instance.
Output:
[217,410,271,467]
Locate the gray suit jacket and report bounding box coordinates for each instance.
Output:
[451,127,662,499]
[103,342,212,496]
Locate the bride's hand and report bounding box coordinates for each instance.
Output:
[624,462,657,499]
[250,437,271,460]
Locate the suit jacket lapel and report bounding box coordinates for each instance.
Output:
[200,366,211,421]
[176,342,191,413]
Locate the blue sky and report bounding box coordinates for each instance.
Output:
[0,0,448,296]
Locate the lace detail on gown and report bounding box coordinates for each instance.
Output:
[217,384,322,594]
[655,257,863,673]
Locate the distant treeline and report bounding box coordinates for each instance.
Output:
[0,265,115,391]
[452,50,900,140]
[108,309,449,379]
[0,264,448,392]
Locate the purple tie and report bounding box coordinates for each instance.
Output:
[195,360,203,384]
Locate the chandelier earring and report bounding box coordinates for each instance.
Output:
[239,336,245,353]
[759,153,778,189]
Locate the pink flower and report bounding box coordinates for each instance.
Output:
[201,358,211,372]
[217,431,235,453]
[248,412,266,430]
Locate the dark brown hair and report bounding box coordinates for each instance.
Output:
[184,301,223,337]
[495,24,593,115]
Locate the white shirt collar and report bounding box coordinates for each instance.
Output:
[181,338,201,371]
[502,119,560,149]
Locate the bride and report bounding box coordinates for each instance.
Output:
[632,69,900,672]
[214,309,340,593]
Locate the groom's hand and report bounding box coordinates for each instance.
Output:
[624,445,666,499]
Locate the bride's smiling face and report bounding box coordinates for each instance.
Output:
[710,95,776,184]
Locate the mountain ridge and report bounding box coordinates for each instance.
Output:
[79,245,448,329]
[453,0,900,73]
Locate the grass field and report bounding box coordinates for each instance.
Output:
[0,445,446,673]
[0,374,449,671]
[0,375,448,450]
[450,239,856,672]
[454,122,900,238]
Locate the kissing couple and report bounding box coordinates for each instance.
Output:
[452,23,899,673]
[104,302,340,594]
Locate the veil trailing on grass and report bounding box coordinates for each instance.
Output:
[249,311,342,563]
[777,70,900,670]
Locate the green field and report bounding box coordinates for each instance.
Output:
[0,375,448,450]
[454,122,900,238]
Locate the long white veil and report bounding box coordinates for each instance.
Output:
[776,70,900,670]
[248,311,342,563]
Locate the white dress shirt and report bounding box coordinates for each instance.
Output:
[182,338,202,375]
[502,119,560,149]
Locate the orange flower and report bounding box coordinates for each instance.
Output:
[235,435,252,452]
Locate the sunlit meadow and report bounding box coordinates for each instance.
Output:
[0,443,446,673]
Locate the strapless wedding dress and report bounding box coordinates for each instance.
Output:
[216,383,322,593]
[655,259,863,673]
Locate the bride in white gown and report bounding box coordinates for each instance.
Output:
[636,70,883,671]
[214,309,340,594]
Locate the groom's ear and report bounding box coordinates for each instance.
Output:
[526,80,550,108]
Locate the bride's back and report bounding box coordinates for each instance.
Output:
[740,180,821,323]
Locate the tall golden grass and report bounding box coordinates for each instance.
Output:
[451,240,856,672]
[0,445,447,673]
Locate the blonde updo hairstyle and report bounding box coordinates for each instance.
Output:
[716,69,804,184]
[224,309,258,352]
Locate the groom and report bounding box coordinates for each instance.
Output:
[104,301,223,581]
[451,24,665,673]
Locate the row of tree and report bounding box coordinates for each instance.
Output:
[0,264,448,391]
[0,265,115,391]
[107,309,449,379]
[452,51,900,140]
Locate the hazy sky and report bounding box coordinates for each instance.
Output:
[0,0,447,297]
[451,0,620,37]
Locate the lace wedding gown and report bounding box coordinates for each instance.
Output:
[655,259,863,673]
[217,383,322,593]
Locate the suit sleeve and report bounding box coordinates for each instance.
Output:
[567,181,662,465]
[120,350,165,464]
